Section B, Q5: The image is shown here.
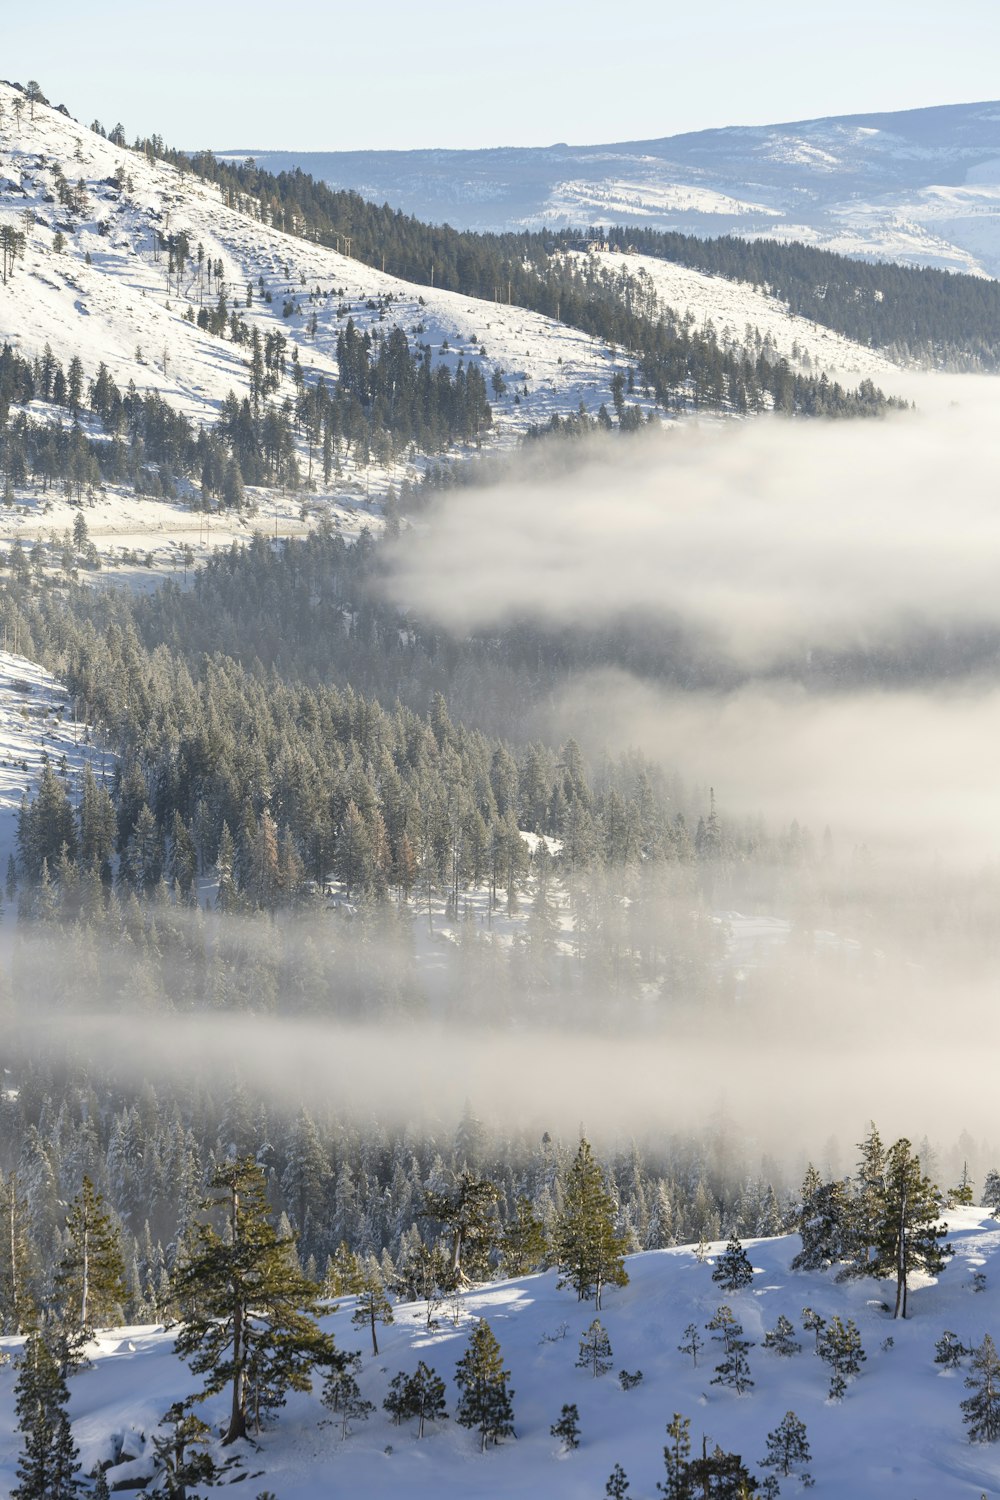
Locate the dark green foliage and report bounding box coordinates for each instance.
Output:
[618,1368,643,1390]
[801,1307,826,1351]
[423,1170,500,1282]
[707,1305,754,1394]
[962,1333,1000,1442]
[763,1314,801,1357]
[500,1196,548,1277]
[550,1402,580,1450]
[761,1411,813,1486]
[454,1319,515,1453]
[678,1322,703,1366]
[711,1235,753,1292]
[868,1138,951,1318]
[555,1139,629,1310]
[982,1169,1000,1214]
[817,1316,866,1400]
[576,1318,613,1378]
[322,1365,374,1439]
[383,1361,448,1438]
[658,1412,691,1500]
[792,1168,850,1273]
[12,1331,80,1500]
[951,1163,974,1206]
[172,1157,336,1444]
[351,1255,394,1356]
[55,1177,126,1356]
[150,1403,216,1498]
[606,1462,631,1499]
[935,1330,971,1368]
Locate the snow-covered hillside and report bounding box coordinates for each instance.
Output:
[3,1213,999,1497]
[237,100,1000,275]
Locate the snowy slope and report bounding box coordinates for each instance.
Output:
[234,100,1000,275]
[1,1213,999,1497]
[564,250,901,384]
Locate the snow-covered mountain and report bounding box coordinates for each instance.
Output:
[226,100,1000,275]
[2,1213,998,1499]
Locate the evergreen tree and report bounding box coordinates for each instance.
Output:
[707,1305,754,1394]
[0,1172,37,1333]
[576,1317,613,1377]
[555,1139,629,1310]
[149,1402,215,1499]
[678,1322,703,1366]
[817,1316,865,1400]
[935,1330,971,1368]
[383,1361,448,1438]
[606,1462,631,1499]
[711,1235,754,1292]
[423,1169,500,1282]
[760,1411,813,1486]
[55,1177,126,1352]
[981,1169,1000,1214]
[172,1157,336,1444]
[869,1138,951,1318]
[454,1319,514,1453]
[12,1331,80,1500]
[351,1254,394,1356]
[550,1402,580,1450]
[792,1172,849,1273]
[800,1306,826,1351]
[763,1313,801,1357]
[500,1196,548,1277]
[951,1163,975,1207]
[658,1411,691,1500]
[962,1333,1000,1442]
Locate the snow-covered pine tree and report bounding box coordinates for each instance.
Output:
[657,1411,691,1500]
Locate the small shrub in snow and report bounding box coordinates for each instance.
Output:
[605,1461,630,1498]
[760,1410,814,1488]
[936,1330,971,1368]
[817,1316,866,1400]
[550,1402,580,1451]
[711,1235,754,1292]
[618,1368,643,1390]
[962,1333,1000,1442]
[678,1322,703,1366]
[707,1305,754,1394]
[763,1314,801,1357]
[577,1318,613,1378]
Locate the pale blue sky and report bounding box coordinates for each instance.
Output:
[5,0,1000,152]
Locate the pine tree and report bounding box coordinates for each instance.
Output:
[172,1157,336,1444]
[792,1172,849,1273]
[869,1138,951,1318]
[606,1462,631,1499]
[951,1163,975,1207]
[150,1402,215,1498]
[817,1316,865,1400]
[712,1235,754,1292]
[55,1177,126,1354]
[935,1330,971,1368]
[962,1333,1000,1442]
[555,1139,629,1310]
[423,1169,500,1282]
[383,1361,448,1438]
[658,1412,691,1500]
[981,1169,1000,1214]
[0,1172,37,1333]
[351,1255,394,1356]
[550,1402,580,1450]
[500,1195,548,1276]
[763,1314,801,1357]
[454,1319,515,1453]
[576,1318,613,1377]
[801,1306,826,1351]
[677,1322,703,1366]
[707,1305,754,1394]
[761,1411,813,1485]
[12,1331,80,1500]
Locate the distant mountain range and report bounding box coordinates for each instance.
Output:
[220,100,1000,275]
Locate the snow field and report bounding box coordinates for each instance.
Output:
[0,1213,997,1497]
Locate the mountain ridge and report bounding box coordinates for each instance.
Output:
[219,99,1000,274]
